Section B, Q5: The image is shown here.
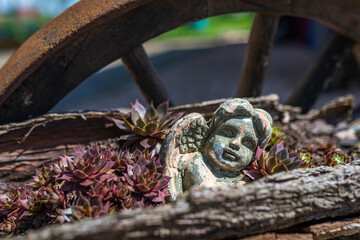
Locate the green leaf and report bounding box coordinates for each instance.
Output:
[265,156,277,174]
[136,183,150,193]
[136,118,146,128]
[151,131,167,139]
[132,126,148,136]
[159,112,172,126]
[276,149,289,161]
[144,123,158,134]
[156,101,169,117]
[137,175,146,184]
[120,115,134,131]
[257,152,265,170]
[146,103,157,120]
[287,160,304,170]
[332,153,345,165]
[271,163,288,174]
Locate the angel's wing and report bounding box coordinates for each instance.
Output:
[160,113,209,200]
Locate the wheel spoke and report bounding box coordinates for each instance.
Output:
[121,45,173,107]
[354,44,360,66]
[236,13,280,98]
[286,33,355,113]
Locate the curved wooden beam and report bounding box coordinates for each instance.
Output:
[0,0,360,123]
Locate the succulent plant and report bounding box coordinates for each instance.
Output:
[245,141,307,180]
[58,145,117,191]
[307,143,337,156]
[113,182,135,209]
[267,126,286,148]
[28,162,62,188]
[299,151,313,168]
[122,152,170,204]
[325,152,347,166]
[0,145,171,236]
[113,100,184,152]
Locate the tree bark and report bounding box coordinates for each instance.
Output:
[14,162,360,240]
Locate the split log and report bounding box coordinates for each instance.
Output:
[14,162,360,240]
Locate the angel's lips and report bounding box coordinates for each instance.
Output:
[222,149,239,162]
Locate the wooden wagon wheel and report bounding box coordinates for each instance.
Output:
[0,0,359,124]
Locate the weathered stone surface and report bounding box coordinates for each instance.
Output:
[160,98,272,200]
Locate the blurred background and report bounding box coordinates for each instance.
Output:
[0,0,359,112]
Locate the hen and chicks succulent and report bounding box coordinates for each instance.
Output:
[113,100,184,153]
[0,146,170,236]
[245,141,311,180]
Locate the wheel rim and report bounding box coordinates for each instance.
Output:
[0,0,359,123]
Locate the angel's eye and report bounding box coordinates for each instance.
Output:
[219,128,234,138]
[242,139,255,150]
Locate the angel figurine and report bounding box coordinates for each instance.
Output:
[160,98,273,200]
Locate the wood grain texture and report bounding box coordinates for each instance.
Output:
[122,45,173,107]
[236,13,280,97]
[0,111,128,187]
[11,163,360,240]
[0,0,360,123]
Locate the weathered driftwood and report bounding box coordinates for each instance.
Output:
[14,162,360,240]
[299,94,354,123]
[0,94,353,188]
[0,111,128,187]
[244,215,360,239]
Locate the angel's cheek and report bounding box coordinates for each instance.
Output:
[236,147,253,167]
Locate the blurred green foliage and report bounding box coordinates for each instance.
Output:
[0,13,253,48]
[0,14,51,48]
[153,13,254,42]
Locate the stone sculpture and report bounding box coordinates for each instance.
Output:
[160,98,273,200]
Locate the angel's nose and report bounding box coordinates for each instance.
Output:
[229,139,240,151]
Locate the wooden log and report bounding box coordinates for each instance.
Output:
[0,111,128,187]
[286,33,355,113]
[13,163,360,240]
[242,233,313,240]
[1,0,360,123]
[303,216,360,240]
[122,45,173,107]
[236,13,280,97]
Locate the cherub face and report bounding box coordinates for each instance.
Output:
[206,117,258,172]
